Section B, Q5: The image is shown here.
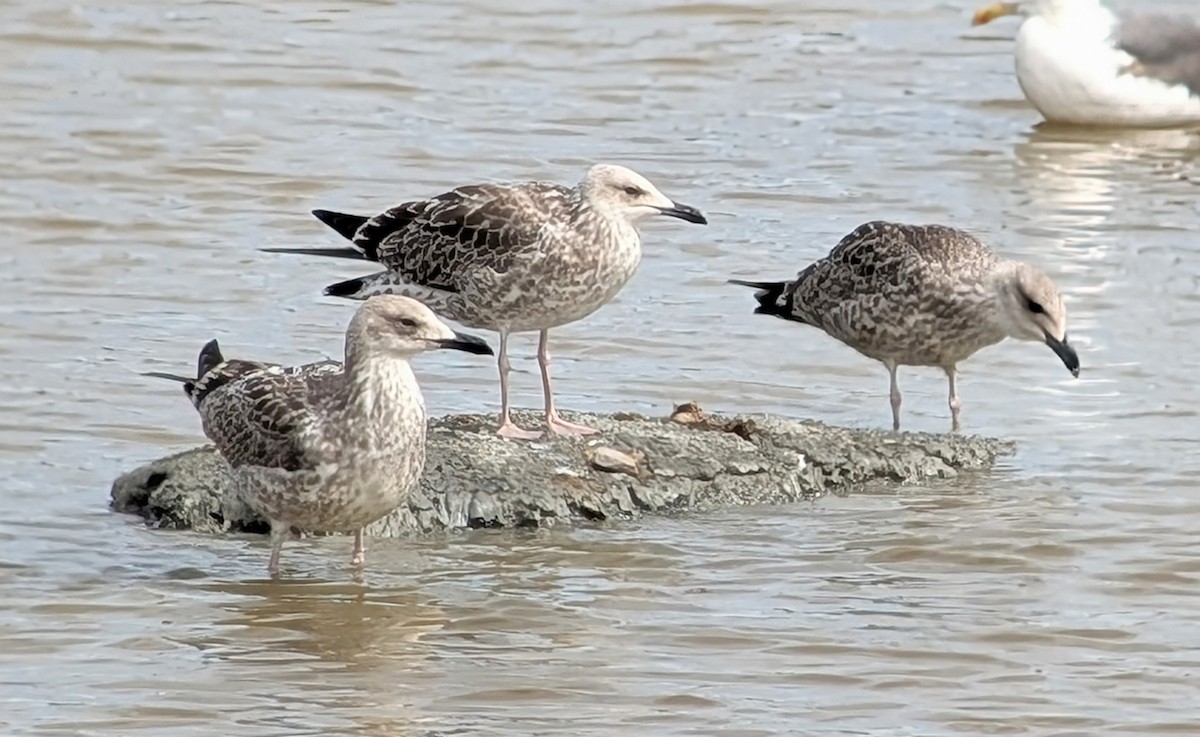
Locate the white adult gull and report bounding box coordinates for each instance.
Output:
[730,221,1080,432]
[146,295,493,575]
[265,164,707,440]
[973,0,1200,127]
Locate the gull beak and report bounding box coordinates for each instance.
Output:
[1045,332,1080,378]
[434,330,494,356]
[972,1,1021,26]
[657,201,708,225]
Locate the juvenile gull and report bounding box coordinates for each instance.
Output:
[730,221,1080,432]
[264,164,707,440]
[146,295,493,574]
[973,0,1200,126]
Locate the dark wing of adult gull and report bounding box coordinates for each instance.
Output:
[1116,14,1200,97]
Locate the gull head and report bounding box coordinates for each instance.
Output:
[351,295,494,359]
[579,164,707,225]
[972,0,1099,25]
[996,263,1080,377]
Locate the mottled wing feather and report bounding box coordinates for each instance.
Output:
[355,181,573,291]
[187,358,273,407]
[784,222,997,354]
[1117,14,1200,97]
[195,360,344,471]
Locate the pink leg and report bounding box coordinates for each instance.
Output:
[538,330,599,436]
[350,529,366,567]
[495,330,541,440]
[946,365,962,434]
[267,522,287,576]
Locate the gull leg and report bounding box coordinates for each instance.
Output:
[946,365,962,433]
[886,360,902,431]
[538,330,599,436]
[267,522,288,577]
[495,329,541,440]
[351,529,367,568]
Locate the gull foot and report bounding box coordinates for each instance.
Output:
[497,420,544,441]
[545,415,601,437]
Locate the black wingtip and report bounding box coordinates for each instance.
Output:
[312,209,369,242]
[142,371,198,399]
[324,277,366,299]
[728,278,791,319]
[728,278,778,291]
[259,246,367,260]
[142,370,194,384]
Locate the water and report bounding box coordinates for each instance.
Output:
[3,0,1200,733]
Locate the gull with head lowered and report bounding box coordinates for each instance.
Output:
[731,221,1080,432]
[266,164,707,440]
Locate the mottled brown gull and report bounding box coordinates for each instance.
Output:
[264,164,707,440]
[730,221,1080,432]
[145,295,493,574]
[973,0,1200,126]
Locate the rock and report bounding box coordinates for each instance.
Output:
[110,407,1013,538]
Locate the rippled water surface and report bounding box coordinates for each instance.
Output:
[4,0,1200,734]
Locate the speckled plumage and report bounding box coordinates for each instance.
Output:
[266,164,707,439]
[321,179,644,333]
[147,296,493,573]
[731,221,1080,432]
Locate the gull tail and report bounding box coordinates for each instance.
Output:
[325,271,450,304]
[195,339,224,378]
[324,271,410,301]
[728,278,793,317]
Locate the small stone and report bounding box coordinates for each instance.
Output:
[586,446,647,478]
[670,402,706,425]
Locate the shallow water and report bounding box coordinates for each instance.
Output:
[4,0,1200,734]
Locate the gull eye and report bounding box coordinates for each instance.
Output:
[623,186,644,197]
[1026,299,1045,314]
[398,317,418,328]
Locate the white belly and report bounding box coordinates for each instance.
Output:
[1015,17,1200,127]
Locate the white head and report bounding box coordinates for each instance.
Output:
[995,263,1080,377]
[578,164,707,225]
[972,0,1104,26]
[964,0,1104,25]
[347,295,493,362]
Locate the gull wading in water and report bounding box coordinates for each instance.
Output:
[730,221,1080,432]
[973,0,1200,126]
[264,164,707,440]
[146,295,493,575]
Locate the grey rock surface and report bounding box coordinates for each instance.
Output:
[110,408,1013,537]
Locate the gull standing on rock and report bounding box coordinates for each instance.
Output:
[146,295,493,574]
[972,0,1200,127]
[264,164,707,440]
[730,221,1080,432]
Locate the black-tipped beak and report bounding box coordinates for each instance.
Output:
[1045,332,1080,377]
[434,331,494,356]
[658,201,707,225]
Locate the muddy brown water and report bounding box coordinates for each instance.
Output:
[3,0,1200,734]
